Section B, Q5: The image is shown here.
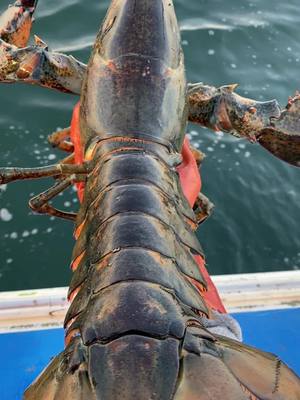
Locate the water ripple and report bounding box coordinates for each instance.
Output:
[180,16,267,32]
[180,19,232,32]
[36,0,80,19]
[54,35,95,53]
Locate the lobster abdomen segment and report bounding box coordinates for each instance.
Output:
[65,145,209,345]
[78,150,195,221]
[67,281,187,344]
[67,248,207,318]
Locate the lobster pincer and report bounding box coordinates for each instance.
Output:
[188,83,300,166]
[0,0,38,47]
[0,0,85,93]
[188,83,281,142]
[0,37,86,93]
[258,94,300,167]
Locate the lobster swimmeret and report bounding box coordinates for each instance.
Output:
[0,1,300,399]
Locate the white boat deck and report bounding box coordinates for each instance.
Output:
[0,270,299,333]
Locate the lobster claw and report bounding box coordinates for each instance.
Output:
[34,35,48,50]
[188,83,281,142]
[0,0,39,47]
[0,39,85,94]
[257,94,300,167]
[212,86,281,142]
[16,0,38,7]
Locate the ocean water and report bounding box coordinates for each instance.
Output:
[0,0,299,291]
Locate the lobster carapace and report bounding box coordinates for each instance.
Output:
[0,1,299,399]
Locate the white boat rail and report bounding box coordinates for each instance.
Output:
[0,270,299,333]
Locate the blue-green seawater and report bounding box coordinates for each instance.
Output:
[0,0,299,291]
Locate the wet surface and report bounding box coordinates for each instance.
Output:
[0,0,299,291]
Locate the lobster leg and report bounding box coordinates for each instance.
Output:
[60,153,75,165]
[29,176,80,221]
[48,127,74,153]
[0,152,86,219]
[0,161,89,184]
[0,0,38,47]
[193,192,215,226]
[189,145,205,167]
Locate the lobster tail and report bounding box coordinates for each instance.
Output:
[25,329,300,400]
[24,335,180,400]
[175,332,300,400]
[24,338,94,399]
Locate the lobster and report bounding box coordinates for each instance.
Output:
[0,1,299,399]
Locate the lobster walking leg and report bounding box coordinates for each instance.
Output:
[190,146,205,167]
[0,161,89,184]
[48,127,74,153]
[29,177,79,221]
[193,193,215,226]
[0,159,88,219]
[60,153,76,165]
[177,138,213,226]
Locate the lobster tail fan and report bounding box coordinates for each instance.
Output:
[174,352,250,400]
[217,335,300,400]
[24,335,181,400]
[23,338,95,400]
[88,335,180,399]
[173,328,300,400]
[174,329,250,400]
